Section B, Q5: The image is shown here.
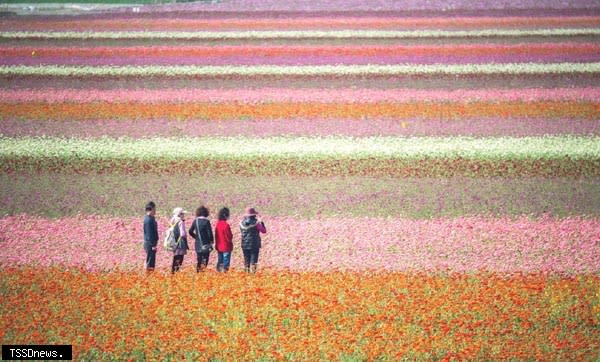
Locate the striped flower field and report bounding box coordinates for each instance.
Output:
[0,0,599,360]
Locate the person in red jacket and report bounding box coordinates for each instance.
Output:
[214,207,234,272]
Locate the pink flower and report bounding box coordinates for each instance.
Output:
[0,214,597,275]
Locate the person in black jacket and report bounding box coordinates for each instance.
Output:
[240,207,266,273]
[143,201,158,272]
[189,206,214,272]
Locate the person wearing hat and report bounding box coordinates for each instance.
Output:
[239,207,266,273]
[170,207,189,273]
[143,201,158,272]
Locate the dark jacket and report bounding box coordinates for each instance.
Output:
[172,219,189,253]
[240,216,266,250]
[143,214,158,250]
[189,217,214,253]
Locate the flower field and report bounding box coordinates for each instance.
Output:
[0,0,599,360]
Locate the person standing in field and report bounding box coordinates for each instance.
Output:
[143,201,158,272]
[170,207,189,273]
[240,207,266,273]
[214,207,233,272]
[188,206,214,272]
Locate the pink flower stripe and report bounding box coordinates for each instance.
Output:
[6,54,599,66]
[1,16,598,31]
[1,215,598,274]
[2,88,599,104]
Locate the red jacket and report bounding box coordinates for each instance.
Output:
[214,220,233,253]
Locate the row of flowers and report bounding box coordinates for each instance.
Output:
[4,43,598,57]
[2,101,597,120]
[2,88,598,103]
[3,71,592,90]
[127,0,600,10]
[42,0,597,11]
[1,156,597,177]
[1,267,597,360]
[2,29,599,40]
[0,136,596,177]
[2,63,598,76]
[0,214,598,273]
[1,136,596,160]
[3,172,598,219]
[3,16,597,31]
[9,55,599,66]
[1,118,597,138]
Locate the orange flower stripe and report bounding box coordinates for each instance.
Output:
[0,268,597,360]
[1,16,599,31]
[3,43,599,58]
[2,101,598,120]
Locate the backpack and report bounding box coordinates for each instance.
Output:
[163,221,181,251]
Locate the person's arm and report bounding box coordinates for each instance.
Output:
[179,221,187,240]
[207,221,214,244]
[256,221,266,234]
[214,224,220,251]
[226,224,233,242]
[188,220,196,240]
[143,218,150,242]
[151,219,159,249]
[173,221,180,241]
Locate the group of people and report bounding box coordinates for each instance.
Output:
[143,201,267,274]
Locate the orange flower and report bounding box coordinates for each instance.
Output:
[1,101,598,121]
[0,267,597,360]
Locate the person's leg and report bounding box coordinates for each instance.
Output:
[171,255,178,273]
[217,252,224,272]
[173,255,183,273]
[197,252,210,272]
[149,249,156,270]
[243,249,251,273]
[145,249,155,271]
[222,252,231,272]
[196,253,202,272]
[197,252,207,272]
[250,248,259,273]
[203,252,210,269]
[199,253,206,272]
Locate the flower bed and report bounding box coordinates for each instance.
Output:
[1,3,598,359]
[0,268,597,360]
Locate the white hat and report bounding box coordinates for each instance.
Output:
[172,207,188,216]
